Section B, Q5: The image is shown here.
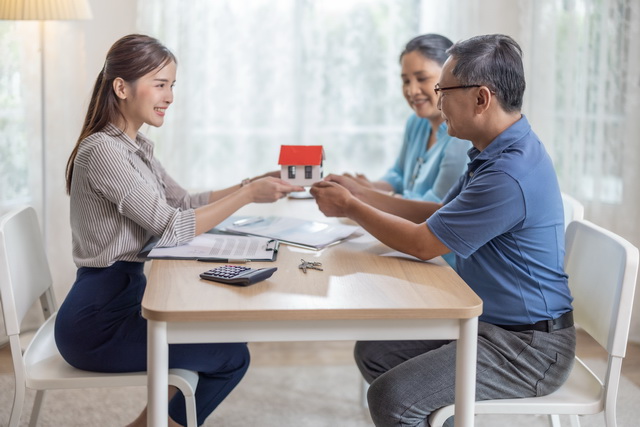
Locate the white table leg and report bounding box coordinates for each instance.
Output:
[454,317,478,427]
[148,320,168,427]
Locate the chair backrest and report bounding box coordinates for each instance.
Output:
[0,206,54,337]
[565,220,639,358]
[561,192,585,230]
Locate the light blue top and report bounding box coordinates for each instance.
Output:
[381,114,470,202]
[428,116,573,325]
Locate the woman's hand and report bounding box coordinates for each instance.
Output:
[323,174,367,198]
[250,170,281,181]
[246,177,304,203]
[343,172,375,188]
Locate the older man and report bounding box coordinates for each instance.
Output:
[311,34,575,427]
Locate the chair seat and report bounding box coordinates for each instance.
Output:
[23,313,198,396]
[430,358,605,425]
[477,359,604,413]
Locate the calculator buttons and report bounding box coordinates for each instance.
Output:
[200,265,277,286]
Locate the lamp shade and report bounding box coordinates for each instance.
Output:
[0,0,92,20]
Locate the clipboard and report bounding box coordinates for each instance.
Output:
[139,233,279,261]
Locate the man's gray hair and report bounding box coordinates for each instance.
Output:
[447,34,525,113]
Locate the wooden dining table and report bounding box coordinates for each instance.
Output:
[142,197,482,426]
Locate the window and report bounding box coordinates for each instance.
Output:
[0,23,42,213]
[304,166,312,179]
[420,0,638,206]
[544,0,631,204]
[137,0,421,190]
[288,166,296,179]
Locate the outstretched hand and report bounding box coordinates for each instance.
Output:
[323,173,367,198]
[343,172,375,189]
[310,180,355,218]
[248,177,304,203]
[251,170,281,181]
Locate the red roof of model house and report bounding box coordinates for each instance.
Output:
[278,145,325,166]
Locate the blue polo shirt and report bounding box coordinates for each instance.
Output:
[427,116,573,325]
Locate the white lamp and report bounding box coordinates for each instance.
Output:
[0,0,92,246]
[0,0,92,20]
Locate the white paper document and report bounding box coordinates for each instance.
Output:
[221,216,360,250]
[146,233,278,261]
[380,250,446,266]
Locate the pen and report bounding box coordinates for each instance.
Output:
[233,217,264,227]
[197,258,251,263]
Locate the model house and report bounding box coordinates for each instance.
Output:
[277,145,325,187]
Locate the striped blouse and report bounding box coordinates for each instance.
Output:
[69,124,210,268]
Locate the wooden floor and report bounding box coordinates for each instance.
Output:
[2,328,640,384]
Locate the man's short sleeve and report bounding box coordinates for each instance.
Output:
[427,170,526,259]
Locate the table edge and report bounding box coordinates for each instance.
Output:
[141,303,483,322]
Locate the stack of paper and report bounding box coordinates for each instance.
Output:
[145,233,278,261]
[221,216,359,250]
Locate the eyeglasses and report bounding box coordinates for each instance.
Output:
[433,84,482,95]
[434,84,483,110]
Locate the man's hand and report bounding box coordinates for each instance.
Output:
[313,179,448,261]
[310,180,355,218]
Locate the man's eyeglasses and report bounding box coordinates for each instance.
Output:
[433,84,482,95]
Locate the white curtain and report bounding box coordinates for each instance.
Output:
[525,0,640,341]
[422,0,640,342]
[0,22,43,216]
[136,0,422,190]
[421,0,638,217]
[139,0,640,340]
[0,19,91,334]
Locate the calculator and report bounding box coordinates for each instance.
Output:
[199,265,277,286]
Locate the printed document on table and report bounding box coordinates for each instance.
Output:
[380,250,444,265]
[220,216,360,250]
[145,233,278,261]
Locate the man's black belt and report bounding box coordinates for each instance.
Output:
[495,311,574,333]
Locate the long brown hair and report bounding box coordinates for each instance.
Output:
[65,34,177,194]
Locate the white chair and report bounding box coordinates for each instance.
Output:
[429,219,639,427]
[562,192,585,229]
[0,206,199,427]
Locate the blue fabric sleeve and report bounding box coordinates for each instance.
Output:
[428,170,525,259]
[380,117,414,193]
[418,140,469,202]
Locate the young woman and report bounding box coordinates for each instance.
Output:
[346,34,470,202]
[56,34,303,427]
